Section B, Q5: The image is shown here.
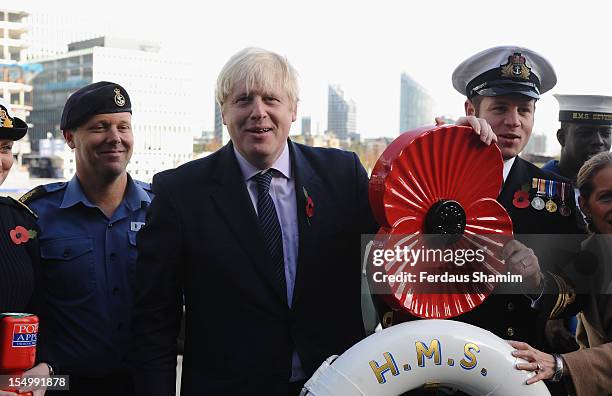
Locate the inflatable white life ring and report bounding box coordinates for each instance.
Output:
[301,320,550,396]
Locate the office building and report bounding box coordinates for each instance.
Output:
[399,72,433,132]
[29,36,196,181]
[327,85,356,140]
[0,7,32,176]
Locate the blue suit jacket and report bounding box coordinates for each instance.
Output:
[130,140,377,395]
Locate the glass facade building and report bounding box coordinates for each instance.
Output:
[28,37,196,181]
[29,51,92,141]
[399,72,433,133]
[327,85,356,140]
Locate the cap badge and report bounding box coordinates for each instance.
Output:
[0,108,13,128]
[114,88,126,107]
[500,53,531,80]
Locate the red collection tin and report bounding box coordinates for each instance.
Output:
[0,313,38,395]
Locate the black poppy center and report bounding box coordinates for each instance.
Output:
[424,200,466,245]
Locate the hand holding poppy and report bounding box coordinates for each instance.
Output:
[502,239,542,291]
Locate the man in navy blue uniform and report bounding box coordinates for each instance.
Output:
[21,82,153,395]
[130,48,377,396]
[376,47,586,395]
[543,94,612,199]
[541,95,612,352]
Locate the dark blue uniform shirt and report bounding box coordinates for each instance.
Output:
[542,159,562,175]
[27,175,152,377]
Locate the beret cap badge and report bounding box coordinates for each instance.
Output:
[60,81,132,130]
[114,88,126,107]
[500,53,531,80]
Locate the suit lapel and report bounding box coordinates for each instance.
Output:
[498,156,528,210]
[290,141,324,308]
[210,143,288,304]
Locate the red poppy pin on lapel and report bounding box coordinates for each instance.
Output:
[512,183,531,209]
[10,225,37,245]
[512,190,530,209]
[303,187,314,225]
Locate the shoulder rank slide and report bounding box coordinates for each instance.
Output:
[8,196,38,219]
[19,185,48,204]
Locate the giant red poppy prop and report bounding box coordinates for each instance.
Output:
[368,125,513,318]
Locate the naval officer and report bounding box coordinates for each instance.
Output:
[379,47,585,360]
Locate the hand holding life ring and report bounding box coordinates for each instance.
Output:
[301,320,550,396]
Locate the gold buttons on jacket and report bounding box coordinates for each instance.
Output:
[507,327,515,337]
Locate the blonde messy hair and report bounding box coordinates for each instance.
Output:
[215,47,299,108]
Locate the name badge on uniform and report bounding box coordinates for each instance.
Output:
[130,221,145,232]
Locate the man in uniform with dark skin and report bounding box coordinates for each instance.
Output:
[542,95,612,353]
[543,94,612,188]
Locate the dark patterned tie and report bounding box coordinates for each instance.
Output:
[255,170,287,300]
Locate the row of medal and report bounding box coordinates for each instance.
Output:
[513,178,572,216]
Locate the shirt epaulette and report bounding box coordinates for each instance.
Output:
[19,182,67,204]
[7,196,38,219]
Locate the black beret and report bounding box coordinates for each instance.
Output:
[0,98,27,141]
[60,81,132,130]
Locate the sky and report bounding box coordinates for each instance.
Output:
[13,0,612,155]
